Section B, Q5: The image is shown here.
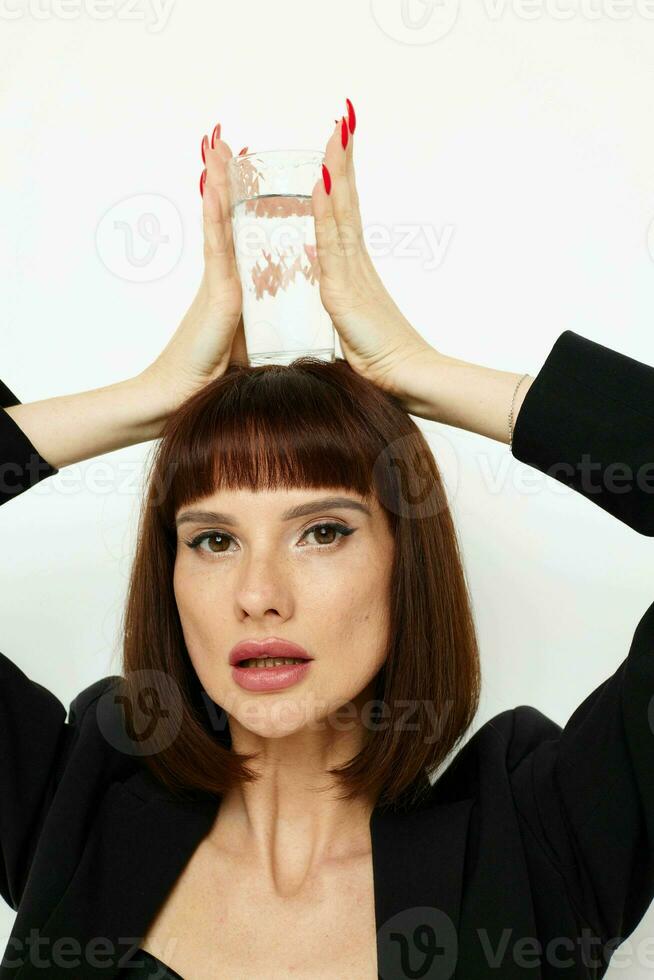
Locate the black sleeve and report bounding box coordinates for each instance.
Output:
[0,378,60,506]
[0,377,106,910]
[508,330,654,948]
[0,653,116,911]
[511,329,654,536]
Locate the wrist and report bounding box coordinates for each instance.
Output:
[388,346,452,419]
[122,371,183,442]
[401,351,533,444]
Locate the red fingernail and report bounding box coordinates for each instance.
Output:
[201,135,208,164]
[238,146,249,156]
[322,164,331,195]
[211,123,221,148]
[346,98,356,134]
[200,169,207,197]
[340,116,349,150]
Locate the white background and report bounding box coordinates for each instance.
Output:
[1,0,653,975]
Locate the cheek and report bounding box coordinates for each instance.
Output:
[173,562,196,621]
[358,549,394,668]
[172,563,227,658]
[326,571,393,679]
[304,565,389,621]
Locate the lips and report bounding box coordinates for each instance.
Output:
[228,637,313,666]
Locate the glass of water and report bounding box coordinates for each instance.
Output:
[227,149,336,366]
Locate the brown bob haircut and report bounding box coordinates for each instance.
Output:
[121,356,480,812]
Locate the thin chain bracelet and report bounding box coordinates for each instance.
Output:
[509,373,530,448]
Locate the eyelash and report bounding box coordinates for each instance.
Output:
[184,521,356,557]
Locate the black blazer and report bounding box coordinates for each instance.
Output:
[1,331,653,980]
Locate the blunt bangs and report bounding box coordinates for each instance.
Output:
[155,358,403,532]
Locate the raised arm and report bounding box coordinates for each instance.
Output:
[0,373,172,506]
[396,330,653,536]
[0,124,254,504]
[424,330,654,954]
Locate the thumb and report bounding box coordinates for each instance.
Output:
[228,314,249,368]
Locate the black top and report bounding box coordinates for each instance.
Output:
[120,948,183,978]
[0,330,653,979]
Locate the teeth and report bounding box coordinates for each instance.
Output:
[239,657,307,668]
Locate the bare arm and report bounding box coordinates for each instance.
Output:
[388,348,535,445]
[2,373,173,471]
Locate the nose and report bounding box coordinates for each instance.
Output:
[233,550,292,623]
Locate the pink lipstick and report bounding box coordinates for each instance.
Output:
[229,638,313,692]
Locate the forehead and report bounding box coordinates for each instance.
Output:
[175,488,379,529]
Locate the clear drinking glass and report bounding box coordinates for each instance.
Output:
[227,149,336,366]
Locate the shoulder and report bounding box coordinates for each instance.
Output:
[428,705,562,801]
[457,704,561,769]
[65,674,143,788]
[68,673,124,725]
[485,705,562,771]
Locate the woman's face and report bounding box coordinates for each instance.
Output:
[173,486,395,743]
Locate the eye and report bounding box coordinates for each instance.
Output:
[184,521,355,557]
[300,521,355,548]
[185,531,234,555]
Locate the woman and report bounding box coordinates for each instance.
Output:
[0,102,652,979]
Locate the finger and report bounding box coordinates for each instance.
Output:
[201,144,238,284]
[343,109,362,235]
[312,133,348,283]
[324,117,362,260]
[204,138,234,228]
[201,176,238,292]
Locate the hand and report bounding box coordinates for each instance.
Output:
[312,107,441,407]
[139,125,249,413]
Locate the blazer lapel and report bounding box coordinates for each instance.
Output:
[13,769,475,980]
[14,769,220,979]
[370,797,474,980]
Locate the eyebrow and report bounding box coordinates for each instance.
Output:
[175,495,372,529]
